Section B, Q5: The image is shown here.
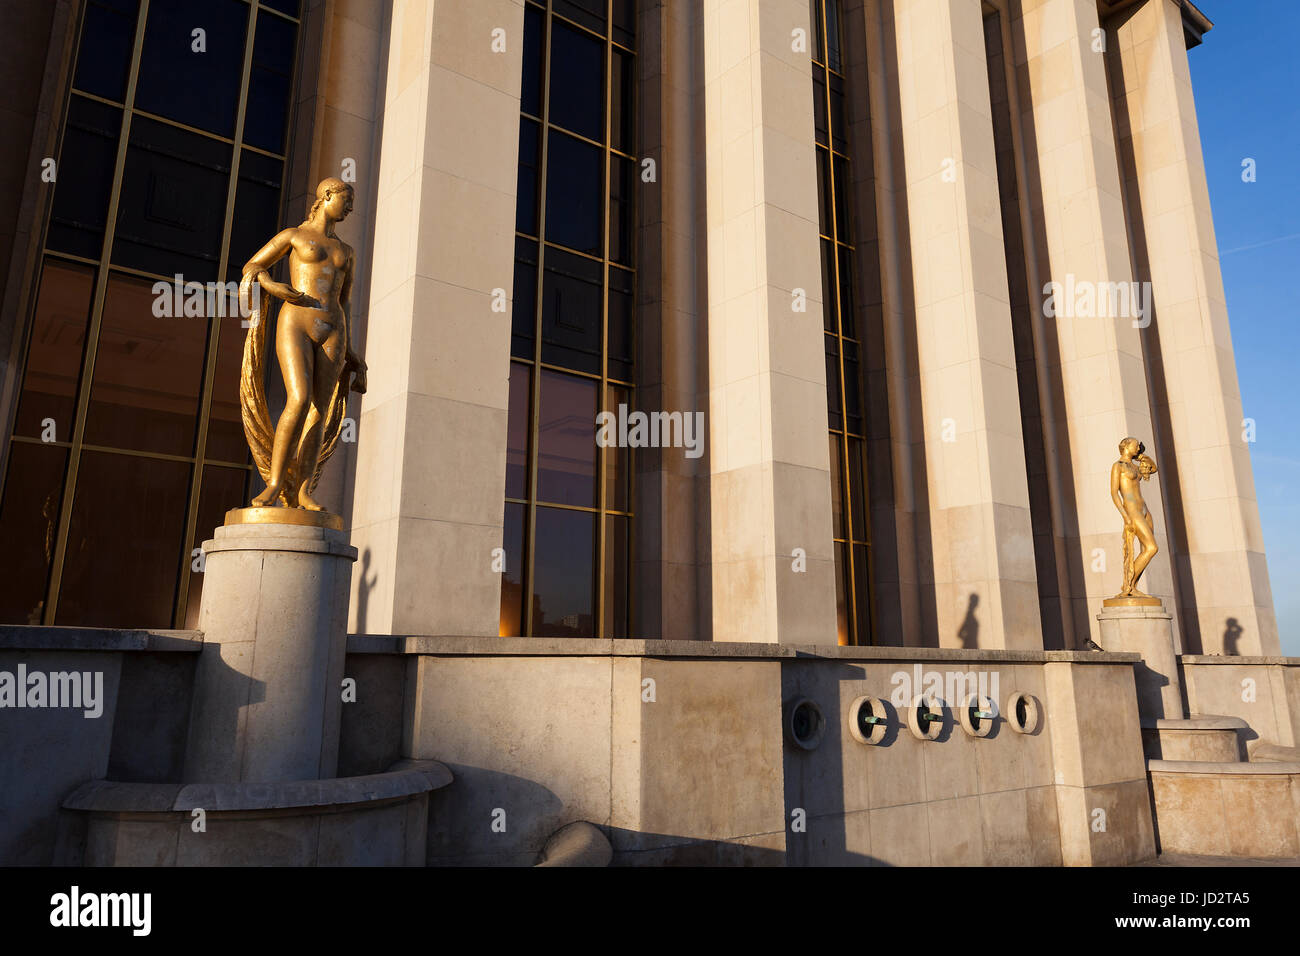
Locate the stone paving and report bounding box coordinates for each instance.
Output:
[1136,854,1300,867]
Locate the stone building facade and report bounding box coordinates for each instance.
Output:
[0,0,1293,868]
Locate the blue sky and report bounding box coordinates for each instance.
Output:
[1187,1,1300,655]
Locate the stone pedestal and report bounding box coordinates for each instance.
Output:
[60,763,450,866]
[1096,603,1184,723]
[183,520,357,783]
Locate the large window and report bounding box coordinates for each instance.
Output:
[812,0,873,645]
[502,0,636,638]
[0,0,300,628]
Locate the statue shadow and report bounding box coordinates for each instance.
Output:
[958,593,980,648]
[1223,617,1242,655]
[355,547,377,633]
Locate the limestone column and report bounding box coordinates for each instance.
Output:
[348,0,523,636]
[1009,0,1177,645]
[1107,0,1279,655]
[887,0,1042,649]
[702,0,838,644]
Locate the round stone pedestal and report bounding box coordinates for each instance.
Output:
[183,520,357,783]
[1096,602,1183,722]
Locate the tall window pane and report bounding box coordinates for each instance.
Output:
[0,444,69,624]
[133,0,248,138]
[813,0,873,644]
[532,507,596,638]
[506,0,636,637]
[83,273,209,457]
[55,452,191,627]
[12,261,94,440]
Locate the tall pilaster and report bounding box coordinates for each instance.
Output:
[634,1,709,640]
[702,0,838,644]
[1107,0,1278,655]
[1010,0,1177,646]
[888,0,1042,649]
[348,0,523,636]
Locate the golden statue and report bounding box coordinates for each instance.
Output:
[1105,437,1161,607]
[232,177,366,530]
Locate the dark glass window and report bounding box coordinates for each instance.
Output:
[73,0,140,102]
[0,0,302,628]
[133,0,248,138]
[554,0,606,35]
[604,383,630,510]
[607,267,633,381]
[548,20,604,140]
[542,247,603,374]
[12,261,94,440]
[609,154,635,265]
[819,238,837,332]
[244,11,298,153]
[507,1,636,637]
[228,149,284,281]
[82,273,208,457]
[603,514,629,637]
[537,369,598,507]
[532,506,595,637]
[0,444,69,624]
[506,363,531,499]
[823,0,842,71]
[513,237,539,357]
[611,48,635,153]
[205,293,250,463]
[522,5,545,117]
[813,0,873,645]
[517,118,542,235]
[113,117,233,281]
[55,451,191,628]
[47,98,121,259]
[545,130,604,255]
[499,502,527,636]
[612,0,636,48]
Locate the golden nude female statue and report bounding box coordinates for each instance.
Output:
[1105,437,1161,606]
[235,177,366,526]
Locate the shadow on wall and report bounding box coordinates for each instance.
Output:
[1223,618,1242,655]
[958,592,980,648]
[183,649,265,780]
[779,660,882,865]
[354,547,377,633]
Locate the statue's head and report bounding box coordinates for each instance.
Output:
[310,177,354,223]
[1119,437,1144,458]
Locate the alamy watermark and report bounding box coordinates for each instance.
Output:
[596,404,705,459]
[50,886,151,936]
[1043,275,1152,328]
[0,665,104,718]
[889,664,1000,712]
[151,274,258,320]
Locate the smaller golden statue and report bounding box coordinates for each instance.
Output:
[1105,437,1162,607]
[230,177,367,531]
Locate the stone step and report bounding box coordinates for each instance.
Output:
[1141,715,1248,762]
[1251,742,1300,763]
